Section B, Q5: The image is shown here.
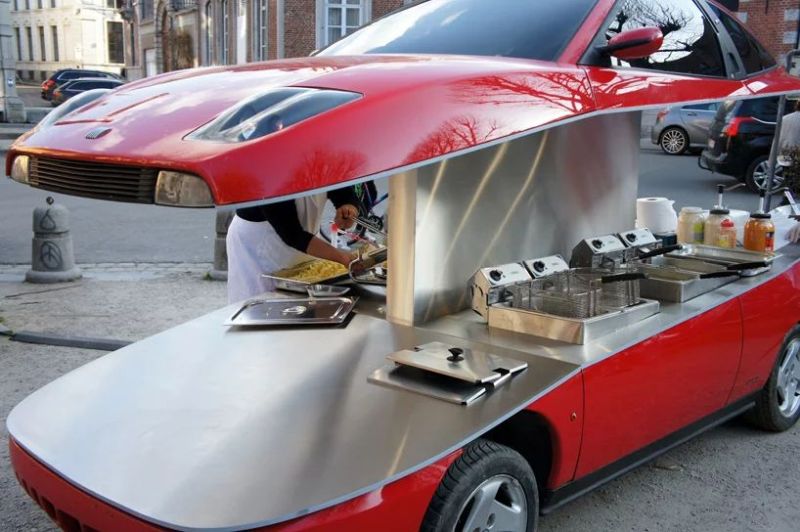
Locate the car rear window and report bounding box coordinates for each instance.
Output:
[739,98,779,121]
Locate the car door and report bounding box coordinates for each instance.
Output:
[679,103,718,145]
[576,0,745,476]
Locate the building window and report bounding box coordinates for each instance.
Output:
[324,0,366,47]
[50,0,55,7]
[14,28,22,61]
[24,0,29,10]
[13,0,17,10]
[253,0,268,60]
[204,1,213,64]
[141,0,154,20]
[220,0,230,64]
[51,26,59,62]
[37,0,42,8]
[38,26,45,61]
[25,27,33,61]
[108,21,124,64]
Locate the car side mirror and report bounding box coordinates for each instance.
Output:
[598,27,664,61]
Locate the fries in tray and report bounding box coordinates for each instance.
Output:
[270,259,349,284]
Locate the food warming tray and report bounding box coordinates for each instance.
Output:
[369,342,528,405]
[225,297,356,327]
[665,245,777,266]
[264,259,351,293]
[635,263,739,303]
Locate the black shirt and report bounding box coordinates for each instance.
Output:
[235,188,359,252]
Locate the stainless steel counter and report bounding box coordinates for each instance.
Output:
[424,246,800,367]
[8,247,799,530]
[6,303,577,531]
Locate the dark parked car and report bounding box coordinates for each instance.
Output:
[700,97,792,192]
[40,69,123,101]
[652,102,721,155]
[51,78,125,106]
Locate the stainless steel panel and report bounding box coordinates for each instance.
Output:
[487,299,661,345]
[387,112,641,325]
[7,310,576,530]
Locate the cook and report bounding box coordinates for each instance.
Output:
[226,188,360,303]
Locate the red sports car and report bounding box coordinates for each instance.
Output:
[6,1,800,532]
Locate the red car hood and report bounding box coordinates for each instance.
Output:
[10,55,595,205]
[9,54,800,205]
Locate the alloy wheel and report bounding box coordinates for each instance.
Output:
[455,474,527,532]
[776,338,800,418]
[752,160,785,191]
[660,129,687,154]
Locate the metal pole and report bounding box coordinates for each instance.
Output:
[765,49,800,211]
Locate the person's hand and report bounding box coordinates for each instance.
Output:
[788,223,800,243]
[334,204,359,231]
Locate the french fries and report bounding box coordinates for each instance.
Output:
[273,260,348,283]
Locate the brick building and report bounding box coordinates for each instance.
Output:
[123,0,411,80]
[725,0,800,59]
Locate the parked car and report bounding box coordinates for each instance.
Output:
[700,96,793,192]
[51,78,125,106]
[40,69,123,101]
[6,1,800,532]
[651,102,721,154]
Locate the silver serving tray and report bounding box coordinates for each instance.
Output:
[665,244,777,265]
[225,297,356,327]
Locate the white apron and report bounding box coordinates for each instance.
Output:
[226,193,328,303]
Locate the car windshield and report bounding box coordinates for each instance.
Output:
[319,0,595,62]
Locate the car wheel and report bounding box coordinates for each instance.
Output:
[745,155,784,193]
[659,127,688,155]
[421,439,538,532]
[746,326,800,432]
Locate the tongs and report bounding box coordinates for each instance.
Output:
[348,247,388,284]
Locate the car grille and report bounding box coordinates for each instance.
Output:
[29,157,157,204]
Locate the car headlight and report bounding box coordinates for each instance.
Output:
[38,88,111,129]
[9,155,30,184]
[187,87,361,143]
[155,171,214,207]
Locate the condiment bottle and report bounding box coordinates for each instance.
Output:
[704,185,733,247]
[744,191,776,252]
[718,218,737,248]
[677,207,705,244]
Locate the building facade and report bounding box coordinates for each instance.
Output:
[122,0,412,79]
[733,0,800,59]
[9,0,126,81]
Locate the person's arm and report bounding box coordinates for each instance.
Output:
[256,201,353,265]
[328,187,360,230]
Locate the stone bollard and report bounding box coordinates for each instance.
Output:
[25,197,82,284]
[208,210,234,281]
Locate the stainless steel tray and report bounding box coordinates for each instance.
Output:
[665,245,777,265]
[225,297,356,327]
[369,365,489,405]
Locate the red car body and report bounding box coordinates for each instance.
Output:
[6,0,800,531]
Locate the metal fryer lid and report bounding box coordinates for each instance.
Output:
[387,341,527,385]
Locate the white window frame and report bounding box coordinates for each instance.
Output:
[204,1,213,65]
[253,0,268,61]
[316,0,370,50]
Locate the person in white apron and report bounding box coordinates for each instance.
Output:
[226,189,359,303]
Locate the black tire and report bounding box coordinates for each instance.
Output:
[421,439,538,532]
[744,155,784,193]
[659,127,689,155]
[746,325,800,432]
